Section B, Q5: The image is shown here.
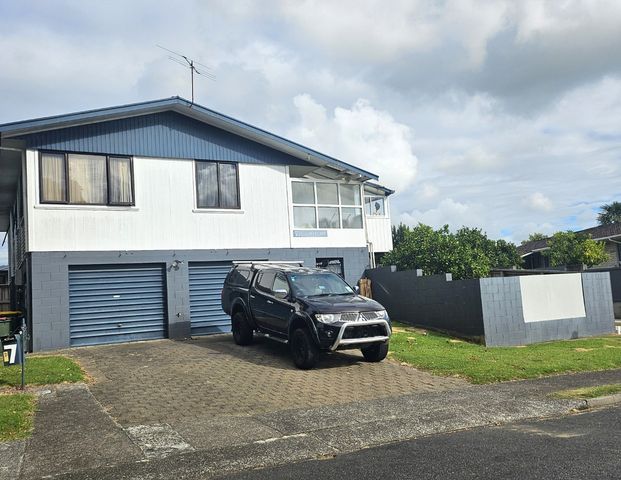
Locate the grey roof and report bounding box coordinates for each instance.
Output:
[518,222,621,257]
[0,96,378,181]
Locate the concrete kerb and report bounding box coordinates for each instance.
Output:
[575,393,621,411]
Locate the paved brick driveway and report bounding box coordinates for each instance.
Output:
[69,335,467,426]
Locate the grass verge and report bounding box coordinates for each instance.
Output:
[389,323,621,384]
[551,383,621,399]
[0,356,84,388]
[0,394,36,442]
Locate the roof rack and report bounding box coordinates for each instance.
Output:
[232,261,304,267]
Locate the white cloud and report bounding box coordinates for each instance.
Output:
[399,198,483,231]
[289,95,418,191]
[524,192,553,212]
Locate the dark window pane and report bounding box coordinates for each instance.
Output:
[40,153,66,202]
[219,163,239,208]
[316,257,344,278]
[196,162,218,208]
[229,268,251,287]
[257,271,276,293]
[109,157,133,205]
[68,154,107,204]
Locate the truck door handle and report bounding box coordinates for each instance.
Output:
[266,300,273,304]
[250,295,256,299]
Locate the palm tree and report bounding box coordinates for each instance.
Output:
[597,201,621,225]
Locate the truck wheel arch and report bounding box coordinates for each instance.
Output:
[288,314,320,346]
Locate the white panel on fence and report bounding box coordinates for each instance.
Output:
[519,273,586,323]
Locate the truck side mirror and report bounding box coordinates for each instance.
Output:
[354,285,360,294]
[274,289,288,300]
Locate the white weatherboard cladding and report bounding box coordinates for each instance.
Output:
[26,152,290,251]
[25,151,369,252]
[519,274,586,323]
[366,217,393,252]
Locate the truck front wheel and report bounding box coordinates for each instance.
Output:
[361,342,389,362]
[232,311,253,346]
[290,327,319,370]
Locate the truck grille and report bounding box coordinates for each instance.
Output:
[339,311,384,322]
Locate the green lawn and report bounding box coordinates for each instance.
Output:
[389,323,621,384]
[551,383,621,400]
[0,394,35,441]
[0,356,84,388]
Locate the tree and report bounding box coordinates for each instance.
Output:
[381,223,522,280]
[522,232,547,244]
[391,223,411,249]
[597,201,621,225]
[544,231,608,268]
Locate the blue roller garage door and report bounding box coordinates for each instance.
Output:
[68,265,167,346]
[189,262,232,335]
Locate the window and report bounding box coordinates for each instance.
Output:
[256,271,276,293]
[40,152,134,206]
[316,257,344,278]
[195,161,240,209]
[364,196,386,216]
[291,181,363,229]
[228,268,252,288]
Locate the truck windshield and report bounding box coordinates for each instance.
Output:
[288,272,354,297]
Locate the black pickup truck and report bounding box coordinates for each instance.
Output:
[221,262,391,369]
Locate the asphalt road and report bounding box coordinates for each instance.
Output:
[218,405,621,480]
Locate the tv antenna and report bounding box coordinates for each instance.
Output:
[157,45,215,104]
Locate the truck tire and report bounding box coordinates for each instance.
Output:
[361,342,389,362]
[290,327,319,369]
[232,311,253,346]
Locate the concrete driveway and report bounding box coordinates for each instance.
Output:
[70,335,467,426]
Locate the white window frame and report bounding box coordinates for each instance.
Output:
[291,179,363,230]
[364,195,388,218]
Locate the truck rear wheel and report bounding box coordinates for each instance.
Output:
[290,327,318,370]
[361,342,389,362]
[232,311,253,346]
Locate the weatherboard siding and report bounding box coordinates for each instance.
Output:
[25,151,369,252]
[18,111,312,166]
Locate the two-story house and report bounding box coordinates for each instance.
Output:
[0,97,393,351]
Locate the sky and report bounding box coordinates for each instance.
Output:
[1,0,621,264]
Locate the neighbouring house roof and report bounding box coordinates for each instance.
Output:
[0,96,378,181]
[518,222,621,257]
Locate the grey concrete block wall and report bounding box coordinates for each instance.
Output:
[481,272,615,346]
[480,277,526,346]
[29,247,369,351]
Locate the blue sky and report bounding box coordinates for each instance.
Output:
[1,0,621,264]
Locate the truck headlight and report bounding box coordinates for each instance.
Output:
[315,313,341,324]
[377,310,389,320]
